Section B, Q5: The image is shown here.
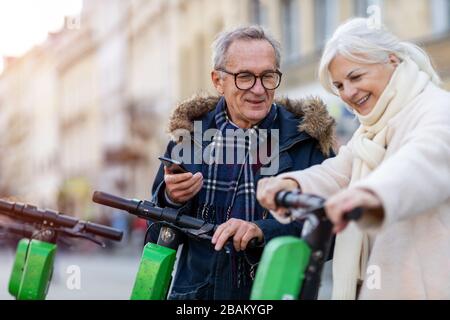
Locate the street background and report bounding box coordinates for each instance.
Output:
[0,0,449,299]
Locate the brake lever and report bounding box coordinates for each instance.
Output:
[57,225,106,248]
[56,236,74,249]
[183,222,216,239]
[282,207,322,238]
[153,221,260,254]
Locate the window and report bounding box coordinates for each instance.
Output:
[281,0,300,62]
[314,0,339,50]
[250,0,268,26]
[431,0,450,34]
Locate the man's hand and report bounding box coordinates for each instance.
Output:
[325,188,384,233]
[256,176,299,218]
[211,218,263,252]
[164,167,203,204]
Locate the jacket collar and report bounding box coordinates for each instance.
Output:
[167,94,336,156]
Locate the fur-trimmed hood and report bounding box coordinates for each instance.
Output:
[167,94,336,155]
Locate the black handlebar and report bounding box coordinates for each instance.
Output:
[92,191,261,248]
[275,190,363,222]
[275,191,324,210]
[93,191,209,230]
[0,221,35,239]
[80,221,122,240]
[92,191,140,213]
[0,199,123,241]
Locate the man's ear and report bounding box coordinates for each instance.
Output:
[211,70,224,95]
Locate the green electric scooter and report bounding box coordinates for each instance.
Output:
[92,191,260,300]
[0,199,123,300]
[250,190,362,300]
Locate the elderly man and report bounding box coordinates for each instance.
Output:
[149,26,335,300]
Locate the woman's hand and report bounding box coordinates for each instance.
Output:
[325,188,384,233]
[256,176,300,220]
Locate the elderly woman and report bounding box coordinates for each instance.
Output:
[257,18,450,300]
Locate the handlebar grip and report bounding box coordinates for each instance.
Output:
[92,191,139,213]
[247,237,263,249]
[47,209,79,228]
[83,221,123,241]
[343,207,363,221]
[275,191,324,210]
[0,199,14,213]
[275,190,299,208]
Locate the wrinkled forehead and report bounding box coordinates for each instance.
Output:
[225,39,277,72]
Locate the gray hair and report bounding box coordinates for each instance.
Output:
[212,25,281,70]
[319,18,442,95]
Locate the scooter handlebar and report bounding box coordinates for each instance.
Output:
[93,191,262,249]
[92,191,140,213]
[0,198,123,241]
[274,190,363,221]
[82,221,123,241]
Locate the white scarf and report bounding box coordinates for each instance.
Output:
[331,57,430,300]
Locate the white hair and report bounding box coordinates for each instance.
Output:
[212,25,281,70]
[319,18,442,95]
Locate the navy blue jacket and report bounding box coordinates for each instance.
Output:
[149,96,335,300]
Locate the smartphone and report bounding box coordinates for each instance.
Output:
[158,156,188,174]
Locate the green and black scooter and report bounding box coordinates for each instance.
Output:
[0,199,123,300]
[250,190,362,300]
[92,191,260,300]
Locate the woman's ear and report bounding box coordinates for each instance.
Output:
[211,70,224,95]
[388,54,401,67]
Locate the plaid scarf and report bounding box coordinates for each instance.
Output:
[198,97,277,223]
[196,97,277,288]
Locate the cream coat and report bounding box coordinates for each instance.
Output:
[281,83,450,299]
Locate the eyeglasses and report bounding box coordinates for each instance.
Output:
[217,69,282,90]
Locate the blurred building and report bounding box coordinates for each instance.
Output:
[0,45,60,207]
[0,0,448,223]
[172,0,450,144]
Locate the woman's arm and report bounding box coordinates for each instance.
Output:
[279,141,354,198]
[353,102,450,228]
